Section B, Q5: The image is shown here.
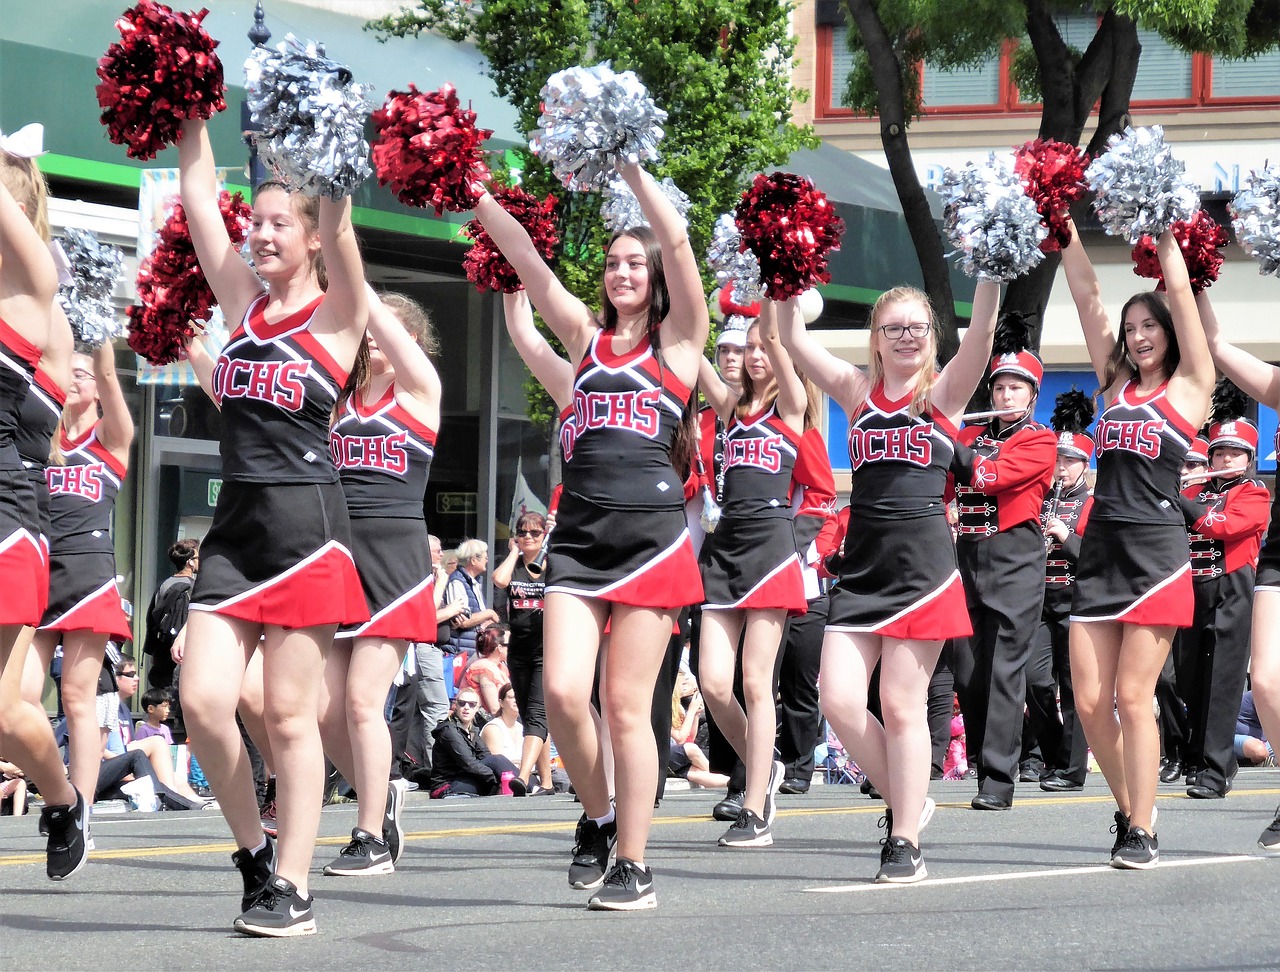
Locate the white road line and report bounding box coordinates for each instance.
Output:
[805,853,1266,893]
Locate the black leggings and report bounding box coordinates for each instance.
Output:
[507,640,548,740]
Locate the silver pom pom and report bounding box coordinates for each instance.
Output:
[57,228,126,350]
[940,154,1047,282]
[245,34,373,200]
[699,485,722,534]
[600,173,689,232]
[706,213,764,305]
[1229,164,1280,278]
[1085,126,1201,243]
[530,63,667,192]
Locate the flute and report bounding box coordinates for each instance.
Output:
[961,406,1028,423]
[1180,470,1219,487]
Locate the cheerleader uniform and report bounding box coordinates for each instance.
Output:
[828,383,971,640]
[547,330,703,607]
[38,422,132,641]
[699,405,806,614]
[1176,472,1269,796]
[331,385,436,641]
[17,365,65,540]
[0,317,45,626]
[190,293,367,627]
[950,414,1056,805]
[1071,381,1196,626]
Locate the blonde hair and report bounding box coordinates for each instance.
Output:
[865,286,939,418]
[736,323,822,431]
[379,292,439,358]
[0,150,50,243]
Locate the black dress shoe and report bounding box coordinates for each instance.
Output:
[1039,777,1083,792]
[778,778,810,795]
[1018,764,1045,783]
[971,793,1012,811]
[1158,759,1183,784]
[1186,783,1226,799]
[712,790,745,821]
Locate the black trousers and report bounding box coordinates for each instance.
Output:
[1025,591,1089,784]
[954,526,1047,804]
[777,595,828,781]
[927,644,955,777]
[96,750,202,810]
[1159,644,1191,764]
[445,754,520,796]
[651,624,685,803]
[388,672,427,782]
[1180,568,1256,793]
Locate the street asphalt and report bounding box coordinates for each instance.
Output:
[2,769,1278,970]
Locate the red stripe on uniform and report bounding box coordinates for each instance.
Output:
[705,555,808,615]
[830,571,973,641]
[338,576,436,641]
[40,578,133,641]
[1073,563,1195,627]
[0,529,46,626]
[549,531,705,608]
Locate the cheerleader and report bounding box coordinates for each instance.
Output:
[779,280,1001,883]
[1176,388,1268,800]
[468,162,708,911]
[1061,220,1214,869]
[1193,291,1280,848]
[318,291,441,876]
[0,128,88,880]
[174,117,370,935]
[695,298,811,847]
[28,340,134,811]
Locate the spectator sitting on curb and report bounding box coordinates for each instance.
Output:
[429,688,519,798]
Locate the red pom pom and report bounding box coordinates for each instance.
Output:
[127,190,251,364]
[1013,139,1089,253]
[461,187,559,293]
[95,0,226,161]
[371,83,494,217]
[1130,210,1228,295]
[734,173,844,301]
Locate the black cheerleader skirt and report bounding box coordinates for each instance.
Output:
[699,514,806,615]
[1070,518,1192,627]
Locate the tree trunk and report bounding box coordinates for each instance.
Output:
[846,0,961,361]
[1087,14,1140,156]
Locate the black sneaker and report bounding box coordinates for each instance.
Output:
[384,778,408,865]
[587,858,656,911]
[878,797,937,842]
[323,828,394,876]
[762,760,784,827]
[1257,805,1280,852]
[1108,810,1131,858]
[568,815,617,890]
[232,836,276,912]
[41,788,88,882]
[718,808,773,848]
[234,874,317,937]
[875,836,927,884]
[1111,826,1158,869]
[712,789,744,822]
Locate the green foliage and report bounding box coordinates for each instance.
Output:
[371,0,815,429]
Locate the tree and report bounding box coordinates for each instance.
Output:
[370,0,816,428]
[840,0,1280,351]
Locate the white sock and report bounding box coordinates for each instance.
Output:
[590,808,615,828]
[247,837,267,856]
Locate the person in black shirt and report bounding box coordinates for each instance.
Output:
[142,539,199,691]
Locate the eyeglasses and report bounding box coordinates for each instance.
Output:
[72,369,96,383]
[879,322,931,341]
[456,699,479,708]
[119,671,138,678]
[516,530,544,538]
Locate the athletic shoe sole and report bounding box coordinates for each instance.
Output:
[322,860,395,877]
[1258,833,1280,853]
[875,862,927,885]
[763,760,785,827]
[385,779,408,865]
[919,797,936,833]
[569,869,609,891]
[233,916,318,938]
[587,891,656,911]
[718,831,774,848]
[1109,854,1158,870]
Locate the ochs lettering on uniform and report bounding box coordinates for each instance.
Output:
[1096,418,1164,458]
[560,387,662,462]
[725,435,785,474]
[847,424,933,471]
[331,430,410,474]
[46,463,105,502]
[212,358,309,410]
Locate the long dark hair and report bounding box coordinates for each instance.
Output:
[597,225,696,479]
[1102,291,1179,392]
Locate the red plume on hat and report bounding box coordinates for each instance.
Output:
[989,311,1044,389]
[1207,378,1258,455]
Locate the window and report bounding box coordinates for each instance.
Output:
[922,54,1003,107]
[1209,49,1280,100]
[1131,27,1196,103]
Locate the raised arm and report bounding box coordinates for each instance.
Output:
[184,333,217,405]
[775,297,867,415]
[367,290,440,429]
[312,197,368,348]
[698,356,737,422]
[760,299,808,433]
[618,164,709,360]
[0,177,57,348]
[1197,291,1280,409]
[92,340,134,462]
[473,191,596,361]
[177,119,263,318]
[1156,231,1214,429]
[501,290,573,412]
[932,279,1000,422]
[1060,216,1121,392]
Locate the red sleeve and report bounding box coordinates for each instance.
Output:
[549,484,563,514]
[1192,481,1272,541]
[792,428,837,519]
[1074,495,1093,537]
[967,427,1057,495]
[816,506,850,580]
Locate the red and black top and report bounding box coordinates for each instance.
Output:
[718,404,801,519]
[559,329,692,511]
[17,365,65,473]
[1180,476,1270,579]
[45,421,126,555]
[1044,479,1094,587]
[212,293,349,485]
[0,316,41,471]
[950,416,1057,540]
[331,385,436,519]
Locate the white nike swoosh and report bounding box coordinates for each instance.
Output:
[288,904,309,919]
